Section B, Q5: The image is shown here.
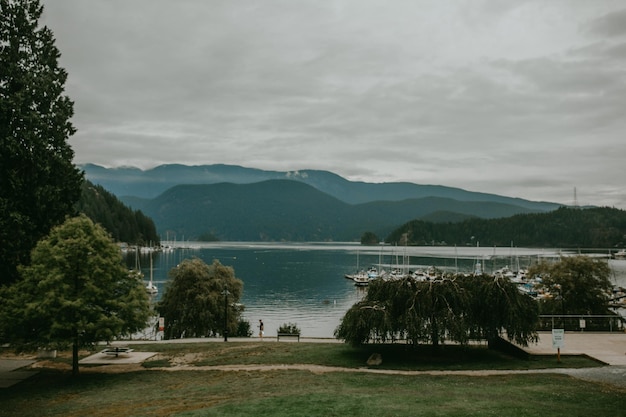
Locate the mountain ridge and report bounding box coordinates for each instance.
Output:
[81,163,561,211]
[81,163,565,241]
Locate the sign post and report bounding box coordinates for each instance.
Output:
[552,329,565,362]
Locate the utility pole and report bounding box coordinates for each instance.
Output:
[222,287,229,342]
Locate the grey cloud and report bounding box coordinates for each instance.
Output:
[41,1,626,208]
[586,8,626,38]
[605,42,626,60]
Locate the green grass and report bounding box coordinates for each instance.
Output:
[130,341,600,371]
[1,368,623,417]
[0,342,622,417]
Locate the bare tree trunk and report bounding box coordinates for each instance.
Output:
[431,316,440,351]
[72,334,79,376]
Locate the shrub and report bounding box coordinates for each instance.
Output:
[278,322,301,335]
[234,319,253,337]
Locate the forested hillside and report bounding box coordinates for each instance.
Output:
[85,176,625,248]
[77,181,160,245]
[386,207,626,248]
[125,180,542,242]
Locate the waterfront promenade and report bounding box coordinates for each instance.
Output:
[524,331,626,366]
[1,331,624,388]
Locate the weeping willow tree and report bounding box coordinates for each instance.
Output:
[464,274,539,347]
[335,274,538,349]
[158,258,244,339]
[336,277,469,348]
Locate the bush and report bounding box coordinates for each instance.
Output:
[234,319,253,337]
[278,322,301,335]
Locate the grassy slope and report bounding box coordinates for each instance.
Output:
[135,342,601,371]
[0,342,623,417]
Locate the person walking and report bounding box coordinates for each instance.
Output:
[259,319,264,339]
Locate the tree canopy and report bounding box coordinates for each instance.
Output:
[77,180,160,245]
[529,256,613,315]
[386,207,626,248]
[0,0,83,285]
[464,275,539,346]
[335,274,538,349]
[360,231,380,245]
[158,258,244,339]
[0,215,150,375]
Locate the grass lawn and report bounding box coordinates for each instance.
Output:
[0,342,622,417]
[134,341,601,371]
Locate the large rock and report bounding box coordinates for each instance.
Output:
[366,353,382,366]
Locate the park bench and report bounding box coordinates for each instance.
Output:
[101,346,134,357]
[276,333,300,342]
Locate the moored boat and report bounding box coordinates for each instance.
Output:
[146,252,158,295]
[348,267,378,286]
[353,274,370,286]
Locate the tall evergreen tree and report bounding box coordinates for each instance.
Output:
[76,180,160,245]
[0,0,83,285]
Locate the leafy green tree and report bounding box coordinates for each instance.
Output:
[360,231,379,245]
[0,215,150,376]
[158,258,244,339]
[529,256,613,315]
[0,0,83,285]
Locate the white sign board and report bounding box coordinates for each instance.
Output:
[579,319,586,329]
[552,329,565,349]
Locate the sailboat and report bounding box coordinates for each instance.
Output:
[344,250,374,286]
[146,251,158,295]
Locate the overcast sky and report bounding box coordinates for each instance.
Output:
[41,1,626,208]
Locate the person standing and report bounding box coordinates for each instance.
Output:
[259,319,264,339]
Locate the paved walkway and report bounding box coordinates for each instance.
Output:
[0,359,36,388]
[125,331,626,364]
[524,331,626,365]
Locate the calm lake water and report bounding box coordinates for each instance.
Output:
[125,243,626,338]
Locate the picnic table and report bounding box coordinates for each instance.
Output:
[101,346,134,357]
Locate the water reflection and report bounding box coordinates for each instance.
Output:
[126,243,626,338]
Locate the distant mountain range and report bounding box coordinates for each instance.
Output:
[81,164,564,241]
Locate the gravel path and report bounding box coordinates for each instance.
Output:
[556,365,626,389]
[152,363,626,390]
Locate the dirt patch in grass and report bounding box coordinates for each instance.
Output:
[6,342,607,378]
